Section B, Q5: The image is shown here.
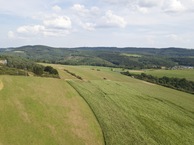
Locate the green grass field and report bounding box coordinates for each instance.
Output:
[51,64,194,145]
[129,69,194,81]
[0,76,104,145]
[121,53,142,57]
[1,64,194,145]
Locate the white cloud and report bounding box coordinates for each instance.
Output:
[71,4,100,17]
[138,0,161,8]
[71,4,90,18]
[166,34,180,41]
[42,28,70,36]
[101,0,192,14]
[10,14,72,38]
[43,15,72,29]
[91,6,100,14]
[71,5,127,29]
[17,25,45,34]
[13,24,71,38]
[163,0,185,13]
[81,22,96,31]
[52,5,62,12]
[8,31,15,38]
[101,10,127,28]
[70,4,102,30]
[134,5,149,14]
[2,0,194,48]
[72,4,88,13]
[0,0,49,16]
[101,0,129,5]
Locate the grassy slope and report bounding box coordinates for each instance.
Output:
[129,69,194,81]
[0,76,104,145]
[51,64,194,145]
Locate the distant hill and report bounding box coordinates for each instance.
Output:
[1,45,194,69]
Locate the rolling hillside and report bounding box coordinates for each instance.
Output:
[1,45,194,68]
[0,64,194,145]
[53,64,194,145]
[0,76,104,145]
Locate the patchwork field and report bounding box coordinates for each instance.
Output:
[0,76,104,145]
[1,64,194,145]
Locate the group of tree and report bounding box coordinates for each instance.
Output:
[121,71,194,94]
[0,55,59,78]
[64,69,82,80]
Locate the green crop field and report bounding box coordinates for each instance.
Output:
[129,69,194,81]
[0,76,104,145]
[121,53,142,57]
[51,64,194,145]
[1,64,194,145]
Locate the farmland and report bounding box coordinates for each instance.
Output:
[0,63,194,145]
[53,64,194,145]
[129,69,194,81]
[0,76,104,145]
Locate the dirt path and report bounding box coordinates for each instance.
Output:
[0,81,3,91]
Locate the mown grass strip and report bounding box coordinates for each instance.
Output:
[68,80,194,145]
[67,80,106,145]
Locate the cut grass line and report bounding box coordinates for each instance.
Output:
[69,80,194,145]
[67,80,106,145]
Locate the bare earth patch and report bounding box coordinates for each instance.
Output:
[142,81,155,86]
[0,81,4,91]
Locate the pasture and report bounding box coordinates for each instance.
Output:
[51,64,194,145]
[129,69,194,81]
[1,64,194,145]
[0,76,104,145]
[120,53,142,57]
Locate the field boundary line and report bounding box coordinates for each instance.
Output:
[66,81,106,145]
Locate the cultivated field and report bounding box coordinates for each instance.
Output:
[129,69,194,81]
[0,76,104,145]
[52,64,194,145]
[1,64,194,145]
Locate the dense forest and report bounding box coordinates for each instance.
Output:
[0,45,194,69]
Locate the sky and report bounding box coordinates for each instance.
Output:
[1,0,194,48]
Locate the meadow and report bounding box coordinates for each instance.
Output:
[0,76,104,145]
[52,64,194,145]
[0,64,194,145]
[129,69,194,81]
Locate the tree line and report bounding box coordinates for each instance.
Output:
[121,71,194,94]
[0,55,59,78]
